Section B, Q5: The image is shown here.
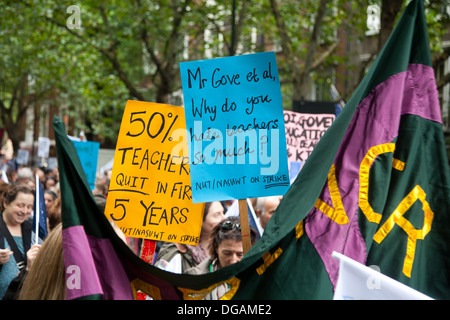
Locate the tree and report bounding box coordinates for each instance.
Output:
[0,2,67,151]
[268,0,450,105]
[269,0,366,106]
[378,0,404,51]
[3,0,450,154]
[31,0,204,104]
[30,0,260,136]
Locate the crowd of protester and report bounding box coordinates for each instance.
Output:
[0,152,282,300]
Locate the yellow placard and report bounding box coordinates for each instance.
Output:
[104,100,204,245]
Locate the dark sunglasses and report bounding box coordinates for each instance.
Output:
[220,220,241,232]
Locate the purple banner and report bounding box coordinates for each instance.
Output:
[305,63,441,286]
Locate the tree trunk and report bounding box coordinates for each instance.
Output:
[378,0,404,51]
[4,117,25,154]
[271,0,331,102]
[297,0,330,99]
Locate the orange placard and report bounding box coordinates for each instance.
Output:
[105,100,204,245]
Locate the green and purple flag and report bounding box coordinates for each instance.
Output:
[55,0,450,300]
[248,0,450,299]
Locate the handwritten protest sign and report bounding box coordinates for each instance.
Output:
[104,100,204,245]
[180,52,289,203]
[37,137,50,158]
[72,140,99,190]
[16,149,29,166]
[284,110,335,163]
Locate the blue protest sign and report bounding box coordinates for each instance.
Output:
[179,52,289,203]
[72,140,100,190]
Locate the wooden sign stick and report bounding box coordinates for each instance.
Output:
[238,199,252,255]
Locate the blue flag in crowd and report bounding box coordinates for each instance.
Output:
[33,181,48,240]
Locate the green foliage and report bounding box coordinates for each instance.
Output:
[1,0,448,150]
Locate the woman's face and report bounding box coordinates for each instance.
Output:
[3,192,34,225]
[202,201,225,235]
[44,193,55,209]
[216,239,243,268]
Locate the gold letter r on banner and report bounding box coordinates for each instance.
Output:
[359,143,434,278]
[373,185,434,278]
[359,143,404,223]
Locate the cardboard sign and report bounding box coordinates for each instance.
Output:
[289,161,304,184]
[284,110,335,163]
[104,100,204,245]
[72,140,100,190]
[37,137,50,158]
[180,52,289,203]
[16,149,30,166]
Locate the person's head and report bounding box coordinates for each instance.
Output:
[0,180,9,199]
[47,197,61,232]
[34,167,46,185]
[18,223,65,300]
[209,216,256,268]
[45,177,57,190]
[16,167,33,183]
[1,183,34,225]
[93,177,107,196]
[44,189,58,210]
[201,201,225,237]
[256,196,282,229]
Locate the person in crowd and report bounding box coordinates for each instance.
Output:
[220,200,233,214]
[46,197,61,233]
[92,177,108,213]
[17,223,65,300]
[5,163,17,184]
[2,233,42,300]
[50,167,59,182]
[44,176,57,191]
[255,195,282,232]
[44,168,60,196]
[155,201,225,273]
[16,167,35,190]
[44,189,58,211]
[0,181,8,201]
[34,167,46,186]
[185,216,257,299]
[0,183,39,299]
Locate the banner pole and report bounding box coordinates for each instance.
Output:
[238,199,251,254]
[35,174,39,244]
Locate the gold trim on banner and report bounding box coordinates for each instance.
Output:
[359,143,405,223]
[373,185,434,277]
[256,248,283,275]
[314,164,349,225]
[178,277,241,300]
[295,220,304,239]
[130,278,163,300]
